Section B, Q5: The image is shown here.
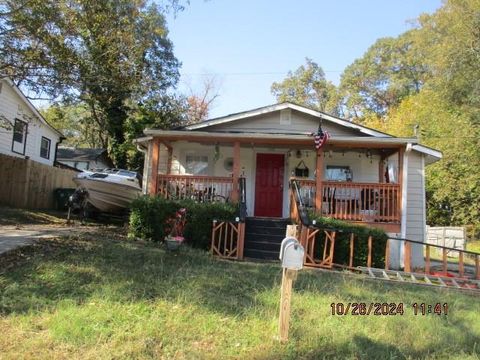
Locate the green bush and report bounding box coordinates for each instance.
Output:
[308,214,388,268]
[129,196,238,250]
[129,196,181,241]
[181,200,238,250]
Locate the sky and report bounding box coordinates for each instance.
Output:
[166,0,443,118]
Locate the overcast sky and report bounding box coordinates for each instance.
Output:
[166,0,442,118]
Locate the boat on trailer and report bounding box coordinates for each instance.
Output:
[73,169,142,213]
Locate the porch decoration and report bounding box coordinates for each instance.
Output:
[294,160,309,177]
[165,208,187,250]
[311,121,330,150]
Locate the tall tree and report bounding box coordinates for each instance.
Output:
[339,32,429,120]
[361,0,480,231]
[41,104,107,148]
[0,0,180,167]
[271,58,341,115]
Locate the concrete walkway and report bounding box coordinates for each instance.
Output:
[0,225,96,255]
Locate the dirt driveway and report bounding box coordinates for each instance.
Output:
[0,225,100,254]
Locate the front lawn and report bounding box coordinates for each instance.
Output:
[0,228,479,359]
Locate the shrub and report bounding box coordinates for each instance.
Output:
[129,196,181,241]
[129,196,238,250]
[308,214,388,268]
[182,201,238,250]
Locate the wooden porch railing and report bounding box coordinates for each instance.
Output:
[291,179,480,288]
[292,178,401,223]
[157,174,233,202]
[211,220,245,260]
[394,237,480,280]
[210,176,247,261]
[322,181,400,223]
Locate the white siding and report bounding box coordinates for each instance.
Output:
[0,79,60,166]
[162,142,384,217]
[206,109,365,137]
[406,151,426,268]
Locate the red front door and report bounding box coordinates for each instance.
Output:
[254,153,284,217]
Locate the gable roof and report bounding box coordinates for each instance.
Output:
[57,147,108,162]
[184,102,392,138]
[2,77,64,138]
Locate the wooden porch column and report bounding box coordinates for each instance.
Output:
[231,141,240,203]
[166,147,173,175]
[149,138,160,195]
[315,148,324,213]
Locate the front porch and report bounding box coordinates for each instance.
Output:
[144,132,405,233]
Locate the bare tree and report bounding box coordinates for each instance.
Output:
[185,75,221,124]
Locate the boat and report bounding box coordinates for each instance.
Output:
[73,168,142,213]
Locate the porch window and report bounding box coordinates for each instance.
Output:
[326,166,352,181]
[40,136,51,159]
[186,154,209,175]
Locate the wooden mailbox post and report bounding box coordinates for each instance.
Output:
[278,236,304,343]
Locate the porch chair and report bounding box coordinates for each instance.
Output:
[322,187,336,214]
[359,188,379,221]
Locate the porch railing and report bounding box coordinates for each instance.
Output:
[293,178,401,223]
[157,174,233,202]
[210,176,247,260]
[211,220,245,260]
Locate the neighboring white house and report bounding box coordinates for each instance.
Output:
[0,77,63,166]
[56,147,113,171]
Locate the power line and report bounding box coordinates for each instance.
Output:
[180,70,343,76]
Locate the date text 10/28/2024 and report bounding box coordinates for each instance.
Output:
[330,303,448,316]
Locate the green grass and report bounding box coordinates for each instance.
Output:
[468,241,480,254]
[0,229,479,359]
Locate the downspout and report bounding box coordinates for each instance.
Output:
[400,143,413,239]
[53,136,65,166]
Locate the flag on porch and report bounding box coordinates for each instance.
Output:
[312,128,330,149]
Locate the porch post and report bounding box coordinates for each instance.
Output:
[149,138,160,195]
[231,141,240,203]
[166,147,173,175]
[315,148,324,213]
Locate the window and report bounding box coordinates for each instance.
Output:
[326,166,352,181]
[40,136,51,159]
[11,119,27,155]
[186,155,209,175]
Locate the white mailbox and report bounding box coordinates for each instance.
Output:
[279,237,304,270]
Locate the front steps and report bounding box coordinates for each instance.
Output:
[243,217,290,260]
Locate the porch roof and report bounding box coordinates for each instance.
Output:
[136,130,441,163]
[141,129,418,143]
[140,128,412,147]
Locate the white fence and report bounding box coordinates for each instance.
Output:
[426,226,465,257]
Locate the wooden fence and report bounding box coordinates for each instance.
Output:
[0,153,77,209]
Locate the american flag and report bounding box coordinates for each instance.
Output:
[313,129,330,149]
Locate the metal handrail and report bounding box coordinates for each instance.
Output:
[290,179,310,226]
[388,236,480,256]
[238,176,247,221]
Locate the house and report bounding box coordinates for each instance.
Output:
[0,77,63,166]
[135,102,442,268]
[56,147,113,171]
